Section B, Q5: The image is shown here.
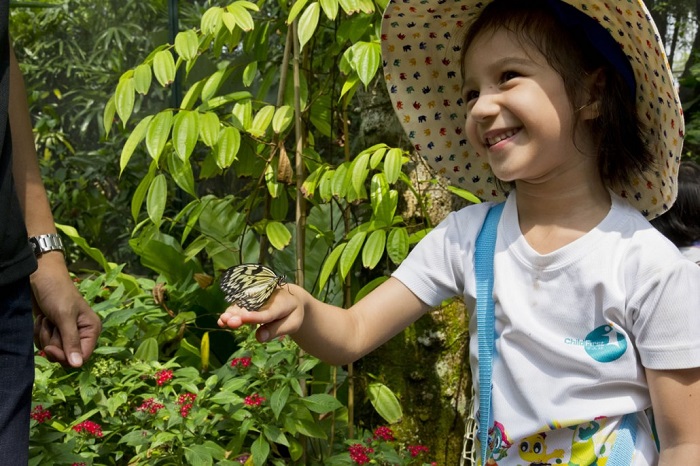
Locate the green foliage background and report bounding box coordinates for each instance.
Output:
[10,0,700,464]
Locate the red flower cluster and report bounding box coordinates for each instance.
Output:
[406,444,430,457]
[373,426,395,442]
[136,398,165,415]
[30,405,52,424]
[72,420,103,438]
[155,369,173,386]
[72,463,87,466]
[177,392,197,417]
[230,356,252,368]
[243,393,265,407]
[348,443,374,465]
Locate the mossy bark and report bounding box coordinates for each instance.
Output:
[354,300,474,465]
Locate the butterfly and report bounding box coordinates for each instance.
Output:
[219,263,287,311]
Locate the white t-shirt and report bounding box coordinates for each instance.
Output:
[393,192,700,465]
[679,245,700,264]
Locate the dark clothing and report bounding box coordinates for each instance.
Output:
[0,0,37,285]
[0,3,37,464]
[0,277,33,465]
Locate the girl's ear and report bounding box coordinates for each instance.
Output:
[577,68,606,120]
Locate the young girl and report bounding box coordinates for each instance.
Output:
[219,0,700,463]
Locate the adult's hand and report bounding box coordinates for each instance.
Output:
[30,253,101,367]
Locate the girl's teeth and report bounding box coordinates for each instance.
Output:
[487,129,517,146]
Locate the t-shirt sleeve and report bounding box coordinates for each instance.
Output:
[631,256,700,370]
[392,203,491,307]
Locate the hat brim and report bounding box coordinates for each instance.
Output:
[381,0,684,217]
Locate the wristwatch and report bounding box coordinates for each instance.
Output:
[29,234,64,257]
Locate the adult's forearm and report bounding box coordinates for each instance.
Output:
[8,45,56,237]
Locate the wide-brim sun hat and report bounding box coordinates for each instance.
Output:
[380,0,684,218]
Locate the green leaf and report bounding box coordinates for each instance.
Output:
[201,6,223,35]
[446,184,482,204]
[301,394,342,414]
[167,152,197,198]
[134,337,159,361]
[270,385,290,419]
[266,221,292,250]
[174,29,199,61]
[153,49,176,87]
[228,2,255,31]
[103,96,116,137]
[232,100,253,130]
[146,110,173,163]
[362,229,386,269]
[318,243,345,291]
[201,69,227,103]
[249,104,275,138]
[350,152,370,194]
[115,77,135,127]
[368,382,403,424]
[287,0,309,24]
[133,64,152,95]
[242,61,257,87]
[351,41,381,87]
[131,164,156,221]
[172,110,199,161]
[339,231,366,280]
[198,112,221,147]
[319,0,339,19]
[216,126,241,169]
[354,276,388,303]
[182,79,206,110]
[146,174,168,225]
[298,2,320,51]
[272,105,294,134]
[384,147,402,184]
[387,227,409,265]
[331,163,349,198]
[120,115,153,175]
[251,435,271,466]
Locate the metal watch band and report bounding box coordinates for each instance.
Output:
[28,234,64,257]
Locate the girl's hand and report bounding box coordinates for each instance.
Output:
[217,283,307,343]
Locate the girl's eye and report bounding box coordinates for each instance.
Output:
[465,90,479,102]
[500,71,520,83]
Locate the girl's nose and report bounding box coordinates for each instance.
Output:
[468,90,499,122]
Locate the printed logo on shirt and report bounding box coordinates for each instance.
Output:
[564,324,627,363]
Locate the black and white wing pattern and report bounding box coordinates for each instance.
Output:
[219,263,286,311]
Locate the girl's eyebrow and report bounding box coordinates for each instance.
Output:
[462,55,536,84]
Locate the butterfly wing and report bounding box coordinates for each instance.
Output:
[220,264,286,311]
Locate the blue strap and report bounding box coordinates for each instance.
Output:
[474,202,504,462]
[473,201,637,464]
[608,413,637,465]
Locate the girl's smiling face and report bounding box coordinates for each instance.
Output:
[463,27,598,190]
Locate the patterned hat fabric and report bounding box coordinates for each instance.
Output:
[380,0,684,218]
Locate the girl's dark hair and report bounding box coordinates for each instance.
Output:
[461,0,654,190]
[650,161,700,247]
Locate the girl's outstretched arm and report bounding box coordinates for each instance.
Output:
[218,277,430,365]
[646,366,700,464]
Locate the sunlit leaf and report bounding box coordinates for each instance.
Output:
[266,221,292,250]
[216,126,241,169]
[339,231,366,280]
[368,382,402,424]
[272,105,294,134]
[297,3,320,51]
[250,105,275,137]
[115,78,135,127]
[198,112,221,147]
[146,174,168,225]
[362,229,386,269]
[174,29,199,61]
[120,115,153,175]
[146,110,173,163]
[287,0,309,24]
[387,227,409,265]
[228,2,255,31]
[319,0,339,20]
[133,64,152,95]
[172,110,199,161]
[153,50,176,87]
[242,61,257,87]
